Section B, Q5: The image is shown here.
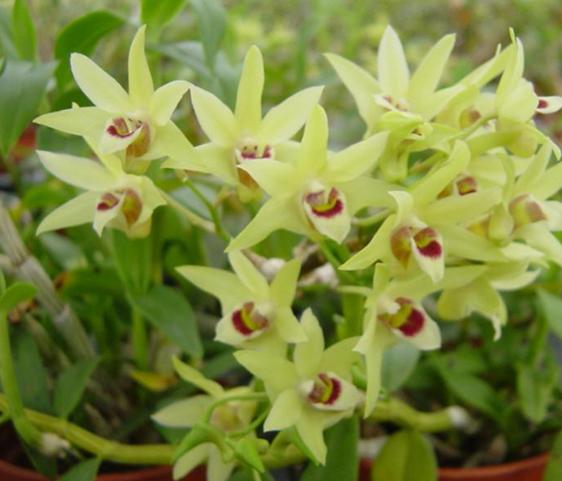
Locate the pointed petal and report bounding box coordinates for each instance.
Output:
[235,45,264,133]
[411,140,470,205]
[190,86,239,146]
[340,215,396,270]
[363,327,393,417]
[34,107,109,138]
[37,150,116,190]
[228,250,269,297]
[409,34,455,106]
[440,224,506,262]
[150,80,189,126]
[293,309,325,379]
[238,159,300,197]
[207,445,235,481]
[173,444,209,480]
[234,350,298,394]
[515,144,551,195]
[259,86,324,144]
[325,131,389,183]
[150,122,199,165]
[534,161,562,200]
[275,306,307,343]
[319,337,361,378]
[296,411,328,465]
[498,79,537,122]
[128,26,154,106]
[152,395,212,428]
[339,177,393,215]
[36,192,98,235]
[324,53,380,129]
[377,26,409,100]
[537,96,562,114]
[70,53,132,113]
[270,259,301,306]
[227,197,307,252]
[422,189,502,225]
[172,357,224,397]
[518,224,562,266]
[176,265,252,312]
[264,388,303,431]
[295,105,329,174]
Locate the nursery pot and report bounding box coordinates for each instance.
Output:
[360,454,549,481]
[0,459,205,481]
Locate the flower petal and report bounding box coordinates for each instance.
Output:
[303,188,351,243]
[176,265,252,312]
[319,337,360,379]
[228,250,269,297]
[275,306,307,343]
[235,45,264,133]
[325,131,388,183]
[259,86,324,144]
[293,309,325,379]
[296,410,328,465]
[207,445,234,481]
[393,308,441,350]
[270,259,301,306]
[227,197,308,252]
[422,189,502,225]
[264,388,303,431]
[440,224,506,262]
[238,159,300,197]
[150,80,190,126]
[173,444,209,481]
[537,96,562,114]
[295,105,329,174]
[377,26,410,100]
[36,192,98,235]
[34,107,109,138]
[152,395,211,428]
[190,86,239,146]
[172,357,224,398]
[150,122,199,165]
[324,53,380,129]
[37,150,116,190]
[234,350,299,395]
[70,53,132,113]
[517,224,562,267]
[128,26,154,107]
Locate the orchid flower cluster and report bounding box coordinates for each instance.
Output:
[34,24,562,481]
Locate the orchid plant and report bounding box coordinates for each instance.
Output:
[2,12,562,481]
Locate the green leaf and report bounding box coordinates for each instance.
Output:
[191,0,226,66]
[141,0,187,29]
[59,458,101,481]
[0,282,36,315]
[0,270,5,296]
[381,341,420,392]
[133,285,203,359]
[537,289,562,341]
[11,328,51,413]
[0,7,18,59]
[53,359,99,418]
[0,60,52,156]
[54,10,124,88]
[516,360,558,424]
[545,429,562,481]
[301,417,359,481]
[371,430,437,481]
[110,230,152,296]
[12,0,35,61]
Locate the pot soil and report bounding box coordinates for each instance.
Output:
[360,454,549,481]
[0,459,205,481]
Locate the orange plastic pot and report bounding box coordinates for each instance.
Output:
[0,459,205,481]
[360,454,549,481]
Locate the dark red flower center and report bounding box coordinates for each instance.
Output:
[308,373,342,405]
[305,188,344,218]
[231,302,269,336]
[379,297,425,337]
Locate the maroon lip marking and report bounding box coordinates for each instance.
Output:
[413,227,442,258]
[238,144,272,161]
[305,188,344,218]
[456,176,478,196]
[398,306,425,336]
[96,193,119,211]
[308,373,342,405]
[231,302,269,336]
[538,99,548,110]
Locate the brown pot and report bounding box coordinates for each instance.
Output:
[0,459,205,481]
[360,454,549,481]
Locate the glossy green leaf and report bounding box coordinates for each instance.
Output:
[0,282,36,315]
[191,0,226,66]
[545,429,562,481]
[12,0,36,61]
[301,417,359,481]
[53,359,99,418]
[141,0,187,28]
[133,285,203,359]
[0,60,52,156]
[59,458,101,481]
[54,10,124,88]
[381,341,420,392]
[371,430,437,481]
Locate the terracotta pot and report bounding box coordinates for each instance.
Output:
[360,454,549,481]
[0,459,205,481]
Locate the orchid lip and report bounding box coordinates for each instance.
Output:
[379,297,425,337]
[304,372,342,406]
[304,187,344,219]
[234,143,273,163]
[413,227,442,259]
[96,188,142,227]
[231,302,269,338]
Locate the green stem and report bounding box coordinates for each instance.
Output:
[0,308,41,447]
[131,307,148,370]
[184,179,230,242]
